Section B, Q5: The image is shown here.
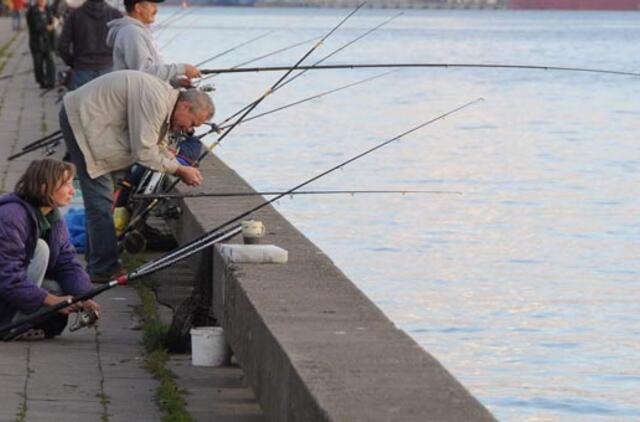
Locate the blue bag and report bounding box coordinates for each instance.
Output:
[64,208,86,253]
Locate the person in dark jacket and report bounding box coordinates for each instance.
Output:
[26,0,56,89]
[57,0,122,90]
[0,159,100,339]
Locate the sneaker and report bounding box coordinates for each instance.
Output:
[15,328,46,341]
[91,267,126,284]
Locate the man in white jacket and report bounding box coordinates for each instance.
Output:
[106,0,200,86]
[59,70,213,283]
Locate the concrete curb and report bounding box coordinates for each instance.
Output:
[170,154,497,421]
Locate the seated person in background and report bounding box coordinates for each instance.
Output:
[0,159,100,339]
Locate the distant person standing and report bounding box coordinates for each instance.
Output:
[106,0,201,86]
[11,0,25,32]
[26,0,56,89]
[57,0,122,90]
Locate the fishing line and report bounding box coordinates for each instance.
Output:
[195,30,276,68]
[214,70,397,131]
[196,35,319,84]
[216,12,403,128]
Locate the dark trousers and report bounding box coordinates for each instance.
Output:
[68,68,112,91]
[59,107,120,277]
[31,49,55,88]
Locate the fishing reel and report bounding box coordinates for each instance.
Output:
[159,201,182,220]
[44,139,60,157]
[69,308,100,332]
[204,122,221,134]
[198,83,216,93]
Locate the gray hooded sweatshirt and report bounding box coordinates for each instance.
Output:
[106,16,186,82]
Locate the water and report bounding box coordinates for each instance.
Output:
[160,8,640,421]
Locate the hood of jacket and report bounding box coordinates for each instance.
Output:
[81,0,111,19]
[106,16,146,47]
[0,193,38,223]
[0,193,40,257]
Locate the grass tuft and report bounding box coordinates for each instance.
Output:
[131,253,194,422]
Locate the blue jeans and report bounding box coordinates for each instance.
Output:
[59,107,120,277]
[68,68,112,91]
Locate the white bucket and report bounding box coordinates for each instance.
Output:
[190,326,230,367]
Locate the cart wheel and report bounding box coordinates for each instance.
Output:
[123,230,147,254]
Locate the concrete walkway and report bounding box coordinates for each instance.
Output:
[0,17,263,422]
[0,18,162,422]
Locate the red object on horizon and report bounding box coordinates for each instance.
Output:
[509,0,640,9]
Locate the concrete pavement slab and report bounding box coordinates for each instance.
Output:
[0,16,267,422]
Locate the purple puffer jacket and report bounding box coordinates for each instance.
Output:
[0,193,92,325]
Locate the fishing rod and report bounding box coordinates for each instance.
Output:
[196,36,319,84]
[201,62,640,78]
[134,97,483,278]
[133,189,463,200]
[8,134,64,161]
[217,12,403,128]
[1,96,482,341]
[214,70,397,131]
[118,2,367,240]
[21,129,62,151]
[0,98,483,341]
[0,224,242,341]
[8,140,61,161]
[195,30,276,68]
[39,86,58,97]
[0,69,32,81]
[24,135,63,152]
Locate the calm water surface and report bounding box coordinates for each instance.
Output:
[160,8,639,421]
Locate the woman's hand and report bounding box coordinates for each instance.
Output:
[81,299,100,315]
[44,293,81,315]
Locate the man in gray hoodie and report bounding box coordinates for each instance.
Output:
[106,0,200,86]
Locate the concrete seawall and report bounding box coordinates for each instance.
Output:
[169,154,496,421]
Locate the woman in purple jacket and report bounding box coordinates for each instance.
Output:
[0,159,100,339]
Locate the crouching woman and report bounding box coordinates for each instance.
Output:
[0,159,99,339]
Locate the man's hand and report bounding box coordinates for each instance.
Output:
[175,165,203,187]
[184,64,202,79]
[175,78,193,88]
